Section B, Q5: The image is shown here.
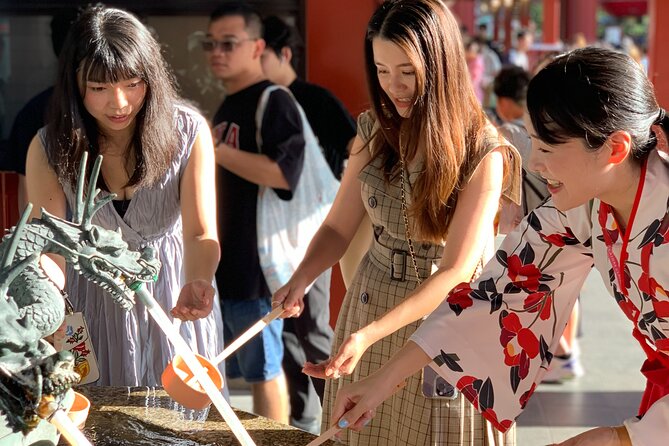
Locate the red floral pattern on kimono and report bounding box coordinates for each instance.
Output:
[412,149,669,441]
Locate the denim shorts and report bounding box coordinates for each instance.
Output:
[222,296,284,383]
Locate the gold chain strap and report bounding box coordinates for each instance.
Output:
[398,147,423,285]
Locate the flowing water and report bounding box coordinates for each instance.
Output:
[83,411,214,446]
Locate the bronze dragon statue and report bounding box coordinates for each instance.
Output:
[0,153,161,444]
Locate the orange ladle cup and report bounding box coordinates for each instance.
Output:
[162,306,283,409]
[161,352,224,410]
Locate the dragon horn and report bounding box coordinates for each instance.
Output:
[0,203,33,269]
[73,152,88,225]
[81,154,110,230]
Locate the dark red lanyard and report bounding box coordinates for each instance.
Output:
[598,159,647,297]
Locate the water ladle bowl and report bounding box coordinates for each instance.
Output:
[161,305,283,409]
[161,353,224,409]
[66,391,91,429]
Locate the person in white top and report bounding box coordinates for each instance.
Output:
[508,30,532,71]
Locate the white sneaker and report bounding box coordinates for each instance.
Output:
[542,355,585,383]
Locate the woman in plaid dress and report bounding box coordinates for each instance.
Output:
[274,1,519,444]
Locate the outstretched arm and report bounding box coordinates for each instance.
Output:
[273,134,370,317]
[331,341,430,431]
[318,148,506,377]
[172,128,221,321]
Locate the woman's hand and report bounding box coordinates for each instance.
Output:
[171,279,215,321]
[328,331,370,377]
[552,426,631,446]
[313,331,370,378]
[272,275,309,318]
[330,372,397,435]
[302,359,333,379]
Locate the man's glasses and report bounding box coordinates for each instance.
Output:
[201,38,255,53]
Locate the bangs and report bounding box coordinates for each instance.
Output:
[529,109,572,146]
[78,45,144,83]
[528,65,585,146]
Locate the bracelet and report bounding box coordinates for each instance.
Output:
[613,425,632,445]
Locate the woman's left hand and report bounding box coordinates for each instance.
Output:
[170,279,215,321]
[552,426,631,446]
[331,371,395,434]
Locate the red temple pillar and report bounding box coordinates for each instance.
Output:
[305,0,377,327]
[450,0,476,35]
[520,0,531,28]
[649,0,669,107]
[542,0,561,44]
[564,0,597,44]
[504,5,513,51]
[493,7,502,42]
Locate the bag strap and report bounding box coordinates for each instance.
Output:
[254,84,290,154]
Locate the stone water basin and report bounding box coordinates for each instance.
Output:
[72,386,335,445]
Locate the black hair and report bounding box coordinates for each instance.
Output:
[527,47,667,161]
[262,15,301,57]
[209,1,263,38]
[494,65,531,105]
[50,8,79,57]
[46,4,180,189]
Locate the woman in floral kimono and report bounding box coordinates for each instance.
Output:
[330,47,669,445]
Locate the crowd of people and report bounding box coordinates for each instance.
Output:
[1,1,667,445]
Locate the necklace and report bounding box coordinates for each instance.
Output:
[398,136,422,284]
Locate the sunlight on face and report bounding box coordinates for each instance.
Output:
[524,113,605,211]
[372,38,416,118]
[82,77,146,135]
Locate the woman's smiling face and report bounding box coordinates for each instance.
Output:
[525,113,607,212]
[372,38,416,118]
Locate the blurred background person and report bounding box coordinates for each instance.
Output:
[261,15,355,181]
[508,29,533,71]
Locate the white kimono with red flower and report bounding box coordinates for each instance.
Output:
[412,148,669,445]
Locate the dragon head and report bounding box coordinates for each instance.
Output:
[36,153,161,310]
[38,214,161,310]
[0,152,162,438]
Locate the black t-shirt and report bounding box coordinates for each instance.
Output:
[288,79,356,180]
[1,87,54,174]
[213,80,305,301]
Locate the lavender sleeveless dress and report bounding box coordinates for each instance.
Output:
[40,105,225,387]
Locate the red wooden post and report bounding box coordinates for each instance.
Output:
[564,0,597,44]
[649,0,669,107]
[542,0,561,44]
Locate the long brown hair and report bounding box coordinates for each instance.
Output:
[45,5,180,189]
[365,0,489,242]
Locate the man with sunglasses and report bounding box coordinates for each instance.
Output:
[205,1,303,425]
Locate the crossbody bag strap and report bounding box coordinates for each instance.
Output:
[254,84,290,154]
